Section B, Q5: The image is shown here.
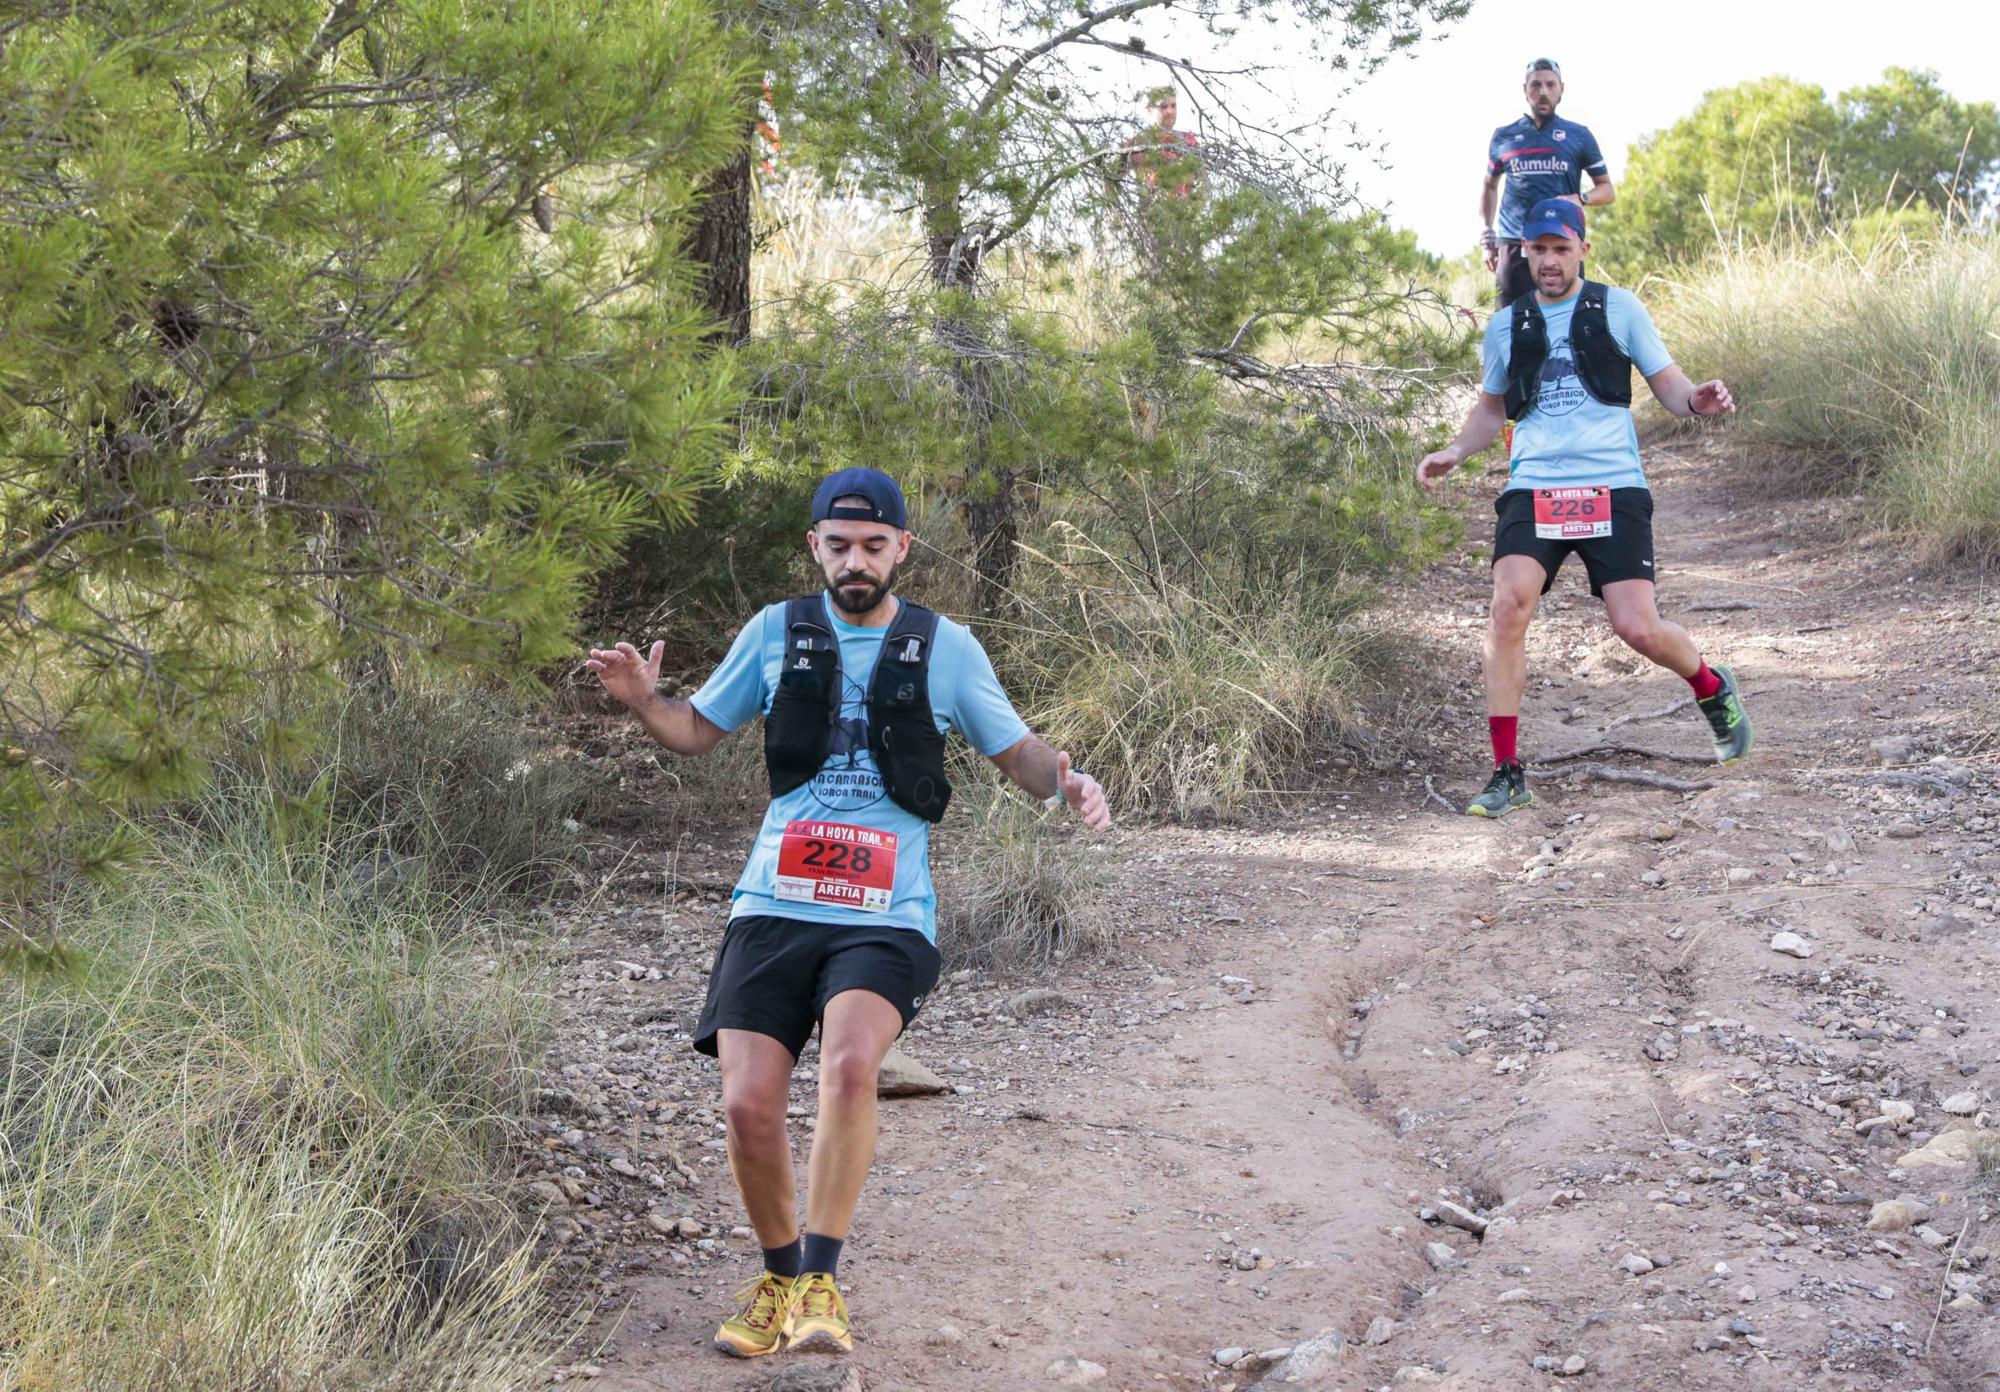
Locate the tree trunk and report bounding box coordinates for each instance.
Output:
[690,145,753,346]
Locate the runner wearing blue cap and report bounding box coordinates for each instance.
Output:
[1417,199,1752,818]
[587,467,1111,1357]
[1481,58,1614,308]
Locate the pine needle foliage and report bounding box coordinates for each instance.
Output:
[0,0,750,928]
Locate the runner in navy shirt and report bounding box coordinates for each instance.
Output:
[1481,59,1614,307]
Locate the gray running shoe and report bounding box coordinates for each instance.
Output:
[1466,761,1533,818]
[1696,665,1753,764]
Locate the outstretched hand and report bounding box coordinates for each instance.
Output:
[1689,379,1736,417]
[1415,448,1461,492]
[1055,751,1112,831]
[585,640,663,709]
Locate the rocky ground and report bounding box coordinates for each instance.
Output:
[521,438,2000,1392]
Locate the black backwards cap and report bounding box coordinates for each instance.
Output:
[1525,57,1562,79]
[811,466,909,528]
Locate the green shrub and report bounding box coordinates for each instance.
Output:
[0,806,552,1390]
[934,792,1111,974]
[993,519,1377,820]
[1653,231,2000,561]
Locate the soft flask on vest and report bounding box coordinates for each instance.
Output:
[763,596,952,823]
[1504,280,1633,422]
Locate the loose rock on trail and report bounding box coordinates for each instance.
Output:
[530,440,1998,1390]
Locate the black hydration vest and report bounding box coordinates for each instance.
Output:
[1504,279,1633,422]
[763,595,952,823]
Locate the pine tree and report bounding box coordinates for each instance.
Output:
[0,0,750,937]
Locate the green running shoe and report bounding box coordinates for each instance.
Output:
[1697,665,1753,764]
[1466,761,1533,818]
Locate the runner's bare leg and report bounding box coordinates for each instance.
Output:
[1485,555,1549,717]
[803,988,904,1240]
[718,1029,801,1249]
[1602,578,1700,677]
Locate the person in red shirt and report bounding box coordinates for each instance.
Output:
[1129,86,1200,199]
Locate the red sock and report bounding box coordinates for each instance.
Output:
[1688,661,1722,701]
[1488,715,1519,767]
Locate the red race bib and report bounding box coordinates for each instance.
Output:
[1533,486,1613,540]
[774,821,897,914]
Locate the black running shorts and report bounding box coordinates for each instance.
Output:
[692,915,942,1059]
[1493,486,1655,597]
[1494,240,1535,308]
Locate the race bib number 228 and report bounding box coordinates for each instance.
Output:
[775,821,897,913]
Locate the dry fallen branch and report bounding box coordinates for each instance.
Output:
[1687,599,1763,612]
[1603,696,1694,730]
[1529,764,1715,794]
[1543,740,1715,767]
[1422,774,1460,814]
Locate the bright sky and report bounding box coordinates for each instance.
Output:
[1317,0,2000,255]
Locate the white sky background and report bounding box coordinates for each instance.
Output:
[1109,0,2000,256]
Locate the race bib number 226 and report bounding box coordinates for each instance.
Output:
[775,821,897,913]
[1533,486,1613,540]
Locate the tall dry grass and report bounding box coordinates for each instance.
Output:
[0,795,556,1391]
[1649,227,2000,562]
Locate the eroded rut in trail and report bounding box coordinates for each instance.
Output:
[535,439,2000,1392]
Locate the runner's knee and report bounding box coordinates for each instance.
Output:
[1611,609,1660,655]
[817,1043,881,1106]
[1490,590,1536,636]
[723,1078,789,1149]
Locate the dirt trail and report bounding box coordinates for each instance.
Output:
[535,440,2000,1391]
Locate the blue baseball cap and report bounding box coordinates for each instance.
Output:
[811,466,908,528]
[1520,197,1586,242]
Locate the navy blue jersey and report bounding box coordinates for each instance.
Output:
[1486,114,1608,239]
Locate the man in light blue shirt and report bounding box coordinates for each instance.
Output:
[586,467,1109,1359]
[1417,198,1753,818]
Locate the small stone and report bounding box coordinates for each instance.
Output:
[1736,1285,1757,1302]
[1642,1033,1678,1062]
[1769,931,1814,958]
[1870,735,1919,766]
[675,1217,702,1239]
[1949,1294,1984,1311]
[1044,1356,1107,1386]
[1650,821,1677,842]
[1007,989,1075,1018]
[608,1157,640,1178]
[1364,1316,1398,1345]
[1869,1284,1895,1301]
[1692,1334,1731,1353]
[1424,1242,1459,1271]
[1727,866,1759,886]
[1559,1355,1587,1377]
[1431,1199,1488,1236]
[1896,1131,1978,1169]
[1915,1225,1952,1250]
[1867,1199,1921,1232]
[1619,1253,1655,1276]
[1940,1090,1981,1115]
[877,1048,950,1096]
[1885,821,1922,840]
[1254,1331,1345,1385]
[1880,1099,1917,1123]
[929,1325,966,1348]
[527,1180,567,1206]
[644,1213,674,1236]
[1497,1288,1533,1303]
[760,1365,863,1392]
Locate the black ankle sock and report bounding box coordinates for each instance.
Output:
[801,1232,843,1277]
[762,1239,802,1279]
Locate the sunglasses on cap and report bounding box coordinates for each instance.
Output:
[1524,58,1562,79]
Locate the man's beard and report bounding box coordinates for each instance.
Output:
[826,562,898,614]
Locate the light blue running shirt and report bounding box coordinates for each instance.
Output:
[691,594,1030,941]
[1481,285,1674,491]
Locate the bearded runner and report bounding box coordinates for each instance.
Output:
[587,467,1111,1357]
[1418,198,1752,818]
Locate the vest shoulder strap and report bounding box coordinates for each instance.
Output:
[879,599,940,668]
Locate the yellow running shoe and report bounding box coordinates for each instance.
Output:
[785,1271,853,1354]
[714,1271,793,1358]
